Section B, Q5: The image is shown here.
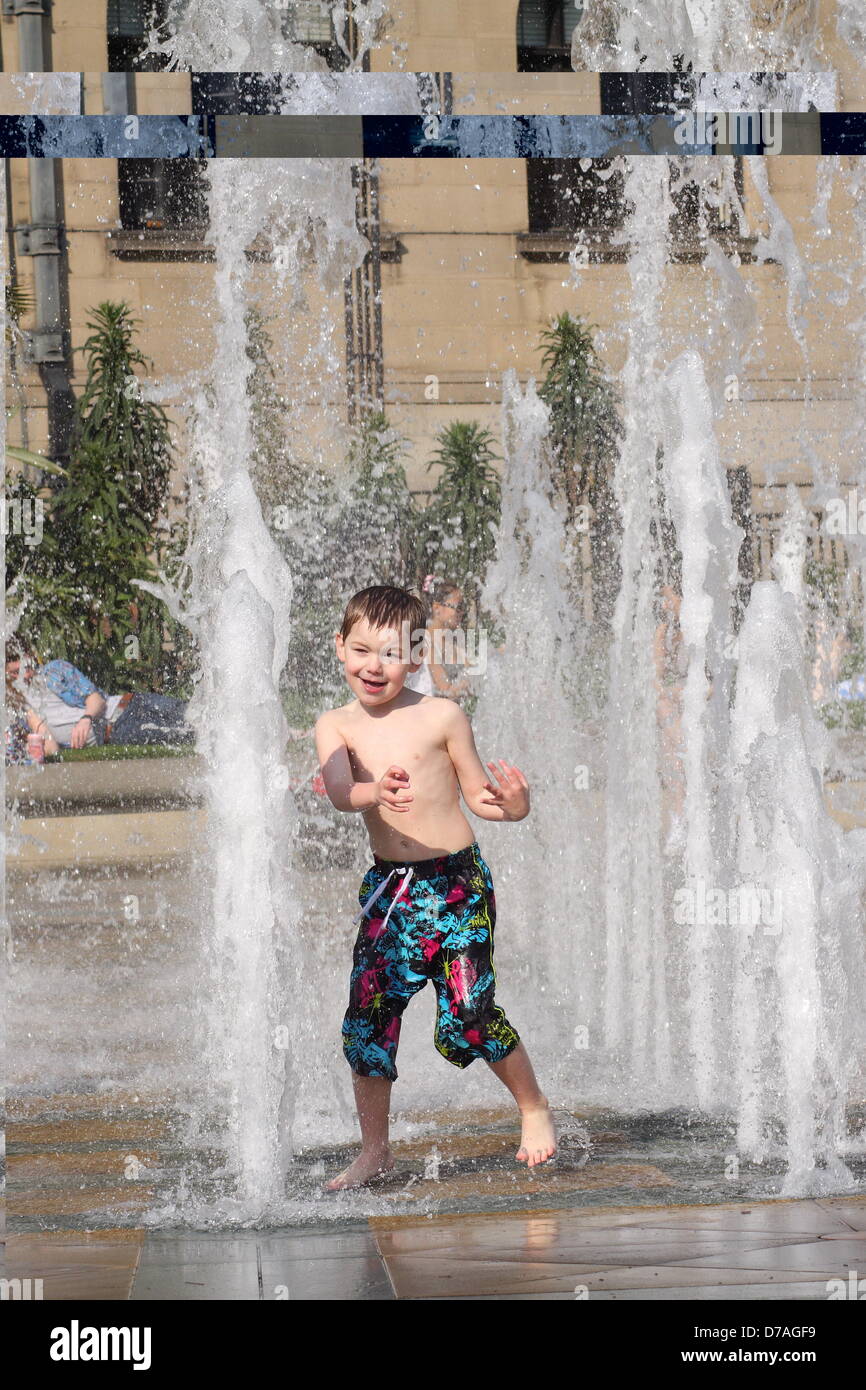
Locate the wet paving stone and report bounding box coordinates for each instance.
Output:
[8,1093,866,1299]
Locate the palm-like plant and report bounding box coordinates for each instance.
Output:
[538,312,622,514]
[70,301,173,527]
[340,409,416,591]
[6,300,183,690]
[5,276,33,337]
[417,420,501,615]
[29,436,159,684]
[538,312,623,626]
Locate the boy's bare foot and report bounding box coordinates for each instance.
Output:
[516,1099,557,1168]
[323,1148,395,1192]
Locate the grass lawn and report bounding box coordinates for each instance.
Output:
[44,745,196,763]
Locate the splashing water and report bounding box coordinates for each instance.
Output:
[571,0,827,70]
[729,582,866,1193]
[600,159,673,1100]
[153,34,866,1199]
[142,0,393,72]
[473,147,866,1194]
[474,370,597,1067]
[658,347,743,1109]
[140,156,356,1218]
[12,4,866,1220]
[133,9,421,1220]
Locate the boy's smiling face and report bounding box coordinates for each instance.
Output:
[335,616,422,706]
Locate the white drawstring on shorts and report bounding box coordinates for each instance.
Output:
[352,865,415,932]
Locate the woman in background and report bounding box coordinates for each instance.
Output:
[405,578,473,704]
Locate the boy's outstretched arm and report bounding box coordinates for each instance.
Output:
[442,702,530,822]
[314,713,413,814]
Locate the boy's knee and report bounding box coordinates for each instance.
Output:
[434,1023,489,1069]
[436,1008,520,1069]
[343,1040,398,1082]
[348,1060,398,1082]
[435,1038,479,1070]
[341,1018,399,1081]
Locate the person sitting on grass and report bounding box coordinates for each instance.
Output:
[5,639,194,750]
[4,672,60,762]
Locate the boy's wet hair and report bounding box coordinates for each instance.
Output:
[340,585,427,647]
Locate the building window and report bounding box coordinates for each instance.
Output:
[527,155,744,251]
[107,0,171,71]
[516,0,583,72]
[599,71,696,115]
[527,158,629,235]
[526,68,744,254]
[280,0,352,69]
[190,74,286,114]
[118,158,208,232]
[285,0,337,45]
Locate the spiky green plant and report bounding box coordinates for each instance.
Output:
[538,312,621,513]
[6,302,185,690]
[339,409,416,591]
[70,301,173,527]
[416,420,501,618]
[5,276,34,339]
[538,312,623,627]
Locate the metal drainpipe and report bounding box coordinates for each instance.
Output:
[11,0,76,467]
[5,154,31,447]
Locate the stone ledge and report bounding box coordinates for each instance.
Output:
[6,756,205,818]
[7,808,207,871]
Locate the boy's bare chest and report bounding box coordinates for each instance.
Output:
[337,710,448,783]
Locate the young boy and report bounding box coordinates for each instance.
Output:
[314,584,556,1191]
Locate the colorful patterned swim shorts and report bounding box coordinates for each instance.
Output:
[342,840,521,1081]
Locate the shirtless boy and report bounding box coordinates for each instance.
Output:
[314,584,556,1191]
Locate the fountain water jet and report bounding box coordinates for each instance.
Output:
[135,146,385,1216]
[729,581,866,1193]
[105,3,866,1209]
[601,159,673,1100]
[658,348,743,1110]
[571,0,826,70]
[473,370,595,1067]
[135,6,428,1218]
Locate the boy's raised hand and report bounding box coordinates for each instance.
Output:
[376,764,413,812]
[480,759,530,820]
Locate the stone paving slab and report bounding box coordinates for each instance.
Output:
[7,1091,865,1300]
[131,1261,263,1301]
[6,1195,865,1300]
[10,1115,169,1147]
[368,1197,866,1300]
[7,1090,175,1119]
[5,1230,145,1301]
[10,1186,157,1219]
[9,1149,159,1182]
